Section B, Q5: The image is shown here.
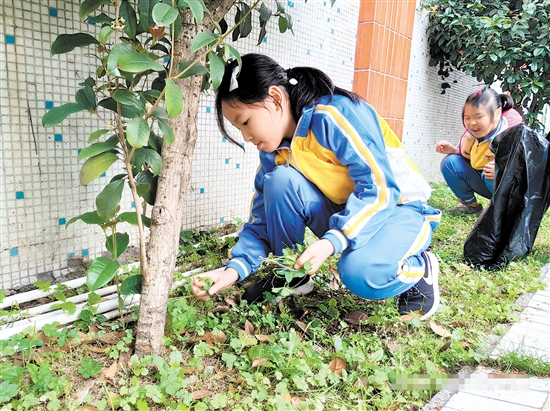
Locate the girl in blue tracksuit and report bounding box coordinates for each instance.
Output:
[192,53,442,320]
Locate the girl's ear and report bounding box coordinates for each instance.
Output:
[494,106,502,120]
[268,86,284,106]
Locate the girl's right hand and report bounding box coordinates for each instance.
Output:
[435,140,459,155]
[191,268,239,301]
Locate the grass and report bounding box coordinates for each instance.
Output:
[0,183,548,411]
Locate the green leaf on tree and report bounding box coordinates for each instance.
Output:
[96,179,125,219]
[78,138,118,161]
[105,232,130,258]
[177,60,208,78]
[42,103,85,127]
[182,0,207,25]
[191,32,218,53]
[152,3,179,26]
[118,52,165,73]
[158,118,175,145]
[107,43,135,77]
[126,117,150,148]
[120,274,143,295]
[67,211,109,227]
[76,86,97,110]
[165,78,183,118]
[208,52,224,90]
[51,33,99,55]
[117,212,151,227]
[80,152,118,185]
[112,90,146,117]
[131,148,163,176]
[86,257,121,291]
[79,0,111,21]
[119,0,138,38]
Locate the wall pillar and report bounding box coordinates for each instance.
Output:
[354,0,416,139]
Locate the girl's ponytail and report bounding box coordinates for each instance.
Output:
[285,67,360,122]
[499,93,515,112]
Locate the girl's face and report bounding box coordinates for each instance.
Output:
[221,86,296,153]
[463,103,502,139]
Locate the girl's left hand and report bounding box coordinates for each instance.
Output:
[483,161,495,180]
[294,239,335,275]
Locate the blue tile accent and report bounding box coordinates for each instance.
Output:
[241,142,245,147]
[200,188,205,194]
[331,29,335,35]
[222,137,227,142]
[78,148,82,154]
[54,134,62,142]
[88,18,96,25]
[342,60,345,65]
[164,57,170,63]
[58,218,66,225]
[16,191,24,199]
[236,164,240,169]
[131,201,135,208]
[327,18,331,22]
[45,101,54,109]
[5,35,15,44]
[263,37,267,43]
[307,50,311,55]
[220,217,225,223]
[206,107,211,113]
[287,1,294,8]
[68,252,75,259]
[10,248,18,257]
[225,158,229,164]
[49,7,58,17]
[323,1,327,5]
[82,249,89,257]
[100,172,106,177]
[337,7,341,13]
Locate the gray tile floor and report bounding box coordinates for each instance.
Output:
[425,263,550,411]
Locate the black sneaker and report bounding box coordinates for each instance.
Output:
[395,251,440,320]
[242,274,314,304]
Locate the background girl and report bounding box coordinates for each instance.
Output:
[435,87,524,213]
[192,53,442,320]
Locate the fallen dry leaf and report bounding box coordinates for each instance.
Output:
[100,332,125,345]
[196,331,227,346]
[295,321,310,335]
[224,297,237,307]
[345,310,369,325]
[439,340,452,352]
[228,384,237,393]
[191,390,213,400]
[87,346,108,354]
[329,357,346,376]
[429,319,452,338]
[76,407,100,411]
[329,277,340,290]
[291,396,303,408]
[102,361,119,380]
[251,357,269,368]
[399,310,423,322]
[329,267,341,281]
[386,343,402,353]
[212,305,230,313]
[282,392,292,403]
[255,334,271,342]
[458,263,473,271]
[451,320,466,327]
[70,379,97,405]
[244,320,255,335]
[107,392,120,409]
[353,377,369,388]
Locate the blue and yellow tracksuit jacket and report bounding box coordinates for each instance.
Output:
[226,95,433,281]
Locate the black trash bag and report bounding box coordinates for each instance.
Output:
[464,124,550,269]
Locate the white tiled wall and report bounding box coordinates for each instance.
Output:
[0,0,360,290]
[402,3,481,183]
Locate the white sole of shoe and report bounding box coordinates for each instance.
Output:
[420,252,441,321]
[274,278,314,303]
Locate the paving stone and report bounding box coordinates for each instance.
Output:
[529,378,550,392]
[460,387,548,408]
[443,392,540,410]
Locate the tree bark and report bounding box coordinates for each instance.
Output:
[135,0,236,356]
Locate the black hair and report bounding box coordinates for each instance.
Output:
[462,86,515,123]
[215,53,360,147]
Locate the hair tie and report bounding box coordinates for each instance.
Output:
[286,68,298,85]
[229,66,239,92]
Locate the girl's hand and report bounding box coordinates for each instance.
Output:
[435,140,459,155]
[191,268,239,301]
[294,239,335,275]
[483,161,495,180]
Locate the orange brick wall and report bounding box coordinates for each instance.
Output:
[354,0,417,140]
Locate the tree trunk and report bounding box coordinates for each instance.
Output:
[135,0,236,356]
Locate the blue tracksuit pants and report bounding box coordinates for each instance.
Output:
[440,154,493,204]
[263,165,440,300]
